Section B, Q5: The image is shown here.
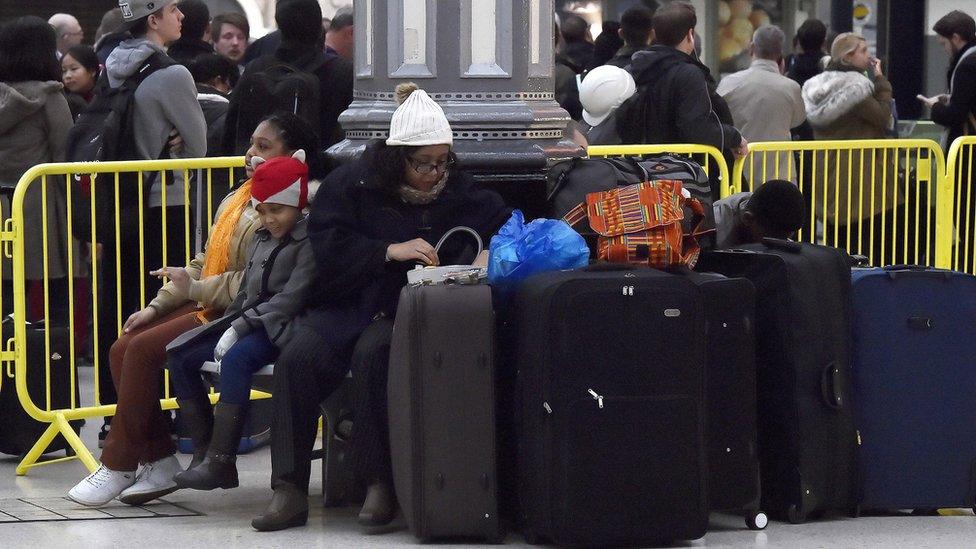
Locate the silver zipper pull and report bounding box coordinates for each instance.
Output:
[587,388,604,409]
[543,402,552,414]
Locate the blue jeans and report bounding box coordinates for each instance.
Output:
[168,328,279,404]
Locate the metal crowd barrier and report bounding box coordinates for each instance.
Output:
[946,136,976,274]
[4,157,276,475]
[3,137,973,477]
[587,143,731,197]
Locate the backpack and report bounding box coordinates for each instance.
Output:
[563,179,707,269]
[223,56,328,155]
[65,52,175,163]
[547,155,715,241]
[65,52,175,242]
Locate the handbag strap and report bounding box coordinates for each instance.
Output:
[563,201,588,228]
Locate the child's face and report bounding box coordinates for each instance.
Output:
[255,203,302,239]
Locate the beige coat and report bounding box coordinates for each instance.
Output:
[803,68,900,223]
[717,59,807,184]
[148,189,261,317]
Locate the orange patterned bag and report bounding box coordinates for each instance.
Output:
[563,179,706,268]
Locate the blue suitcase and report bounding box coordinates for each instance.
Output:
[851,266,976,513]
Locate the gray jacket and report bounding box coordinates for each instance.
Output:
[167,217,315,351]
[0,80,84,280]
[105,38,207,206]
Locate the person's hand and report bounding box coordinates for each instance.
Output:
[167,130,184,156]
[85,242,103,262]
[386,238,439,266]
[123,307,157,333]
[916,94,948,108]
[871,57,883,78]
[733,136,750,159]
[214,327,239,361]
[472,250,489,268]
[150,266,191,299]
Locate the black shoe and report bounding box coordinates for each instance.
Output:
[176,397,214,470]
[358,481,397,527]
[174,402,245,490]
[251,484,309,531]
[97,423,110,449]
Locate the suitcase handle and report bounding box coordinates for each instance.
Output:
[761,237,802,252]
[820,362,845,410]
[883,265,952,280]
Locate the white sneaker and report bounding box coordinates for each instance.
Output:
[67,465,136,507]
[118,455,182,506]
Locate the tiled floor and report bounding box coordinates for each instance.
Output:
[1,368,975,548]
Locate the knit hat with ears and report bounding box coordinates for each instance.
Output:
[250,150,310,209]
[386,82,454,147]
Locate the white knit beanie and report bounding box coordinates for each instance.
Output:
[386,83,453,147]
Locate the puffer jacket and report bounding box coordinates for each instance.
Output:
[148,186,261,317]
[803,66,900,222]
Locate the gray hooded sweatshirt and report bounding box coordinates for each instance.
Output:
[105,38,207,207]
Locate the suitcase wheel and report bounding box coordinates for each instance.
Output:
[911,508,939,516]
[849,505,862,519]
[522,530,541,545]
[787,504,806,524]
[746,511,768,530]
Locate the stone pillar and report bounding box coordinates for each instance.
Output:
[327,0,583,216]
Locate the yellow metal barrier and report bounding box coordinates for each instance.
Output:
[8,157,274,475]
[587,144,731,197]
[733,139,951,268]
[946,136,976,274]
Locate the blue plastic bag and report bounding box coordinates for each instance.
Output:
[488,210,589,293]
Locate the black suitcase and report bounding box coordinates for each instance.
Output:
[512,267,709,545]
[697,239,859,523]
[683,271,765,529]
[0,320,83,456]
[387,284,501,542]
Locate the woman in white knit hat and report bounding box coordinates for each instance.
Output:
[251,83,511,531]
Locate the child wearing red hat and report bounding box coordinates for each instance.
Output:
[162,149,316,492]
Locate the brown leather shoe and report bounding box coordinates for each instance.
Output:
[357,481,397,526]
[251,483,309,532]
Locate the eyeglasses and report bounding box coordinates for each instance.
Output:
[407,156,455,175]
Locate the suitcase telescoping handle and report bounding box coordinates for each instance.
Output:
[882,265,952,280]
[820,363,846,410]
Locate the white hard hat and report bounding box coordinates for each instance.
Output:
[579,65,637,127]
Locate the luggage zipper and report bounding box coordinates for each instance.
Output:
[587,388,604,409]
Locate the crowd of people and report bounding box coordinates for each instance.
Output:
[0,0,974,537]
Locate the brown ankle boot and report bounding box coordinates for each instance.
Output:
[358,481,397,526]
[251,483,309,531]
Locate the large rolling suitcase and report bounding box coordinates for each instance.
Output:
[851,266,976,513]
[0,320,83,456]
[387,284,501,542]
[697,239,859,523]
[683,271,765,529]
[512,267,709,545]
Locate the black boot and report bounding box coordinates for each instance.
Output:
[251,483,309,531]
[358,481,397,526]
[176,397,213,470]
[174,402,245,490]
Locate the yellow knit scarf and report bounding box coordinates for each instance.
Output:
[196,180,253,322]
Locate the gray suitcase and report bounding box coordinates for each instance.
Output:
[388,283,501,542]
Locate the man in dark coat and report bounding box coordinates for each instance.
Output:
[618,2,746,158]
[558,14,595,73]
[786,18,827,88]
[927,10,976,149]
[606,5,653,69]
[166,0,214,65]
[236,0,353,150]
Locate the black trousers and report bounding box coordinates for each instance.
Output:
[270,325,351,492]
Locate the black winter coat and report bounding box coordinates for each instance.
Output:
[787,51,824,88]
[299,156,511,345]
[932,42,976,149]
[244,47,354,149]
[167,37,215,65]
[620,45,742,152]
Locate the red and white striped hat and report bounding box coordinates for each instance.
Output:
[251,150,309,209]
